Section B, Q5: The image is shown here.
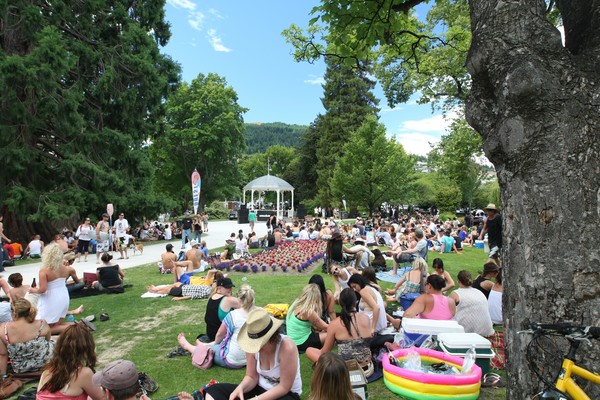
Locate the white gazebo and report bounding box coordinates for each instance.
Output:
[243,174,294,220]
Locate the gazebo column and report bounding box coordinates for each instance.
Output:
[276,189,281,220]
[291,190,294,219]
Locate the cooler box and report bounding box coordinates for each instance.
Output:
[474,240,484,249]
[437,332,495,374]
[402,319,464,346]
[346,359,368,400]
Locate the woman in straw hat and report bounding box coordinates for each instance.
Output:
[204,308,302,400]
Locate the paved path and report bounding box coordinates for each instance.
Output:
[4,219,268,289]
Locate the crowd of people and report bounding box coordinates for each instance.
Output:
[0,203,504,399]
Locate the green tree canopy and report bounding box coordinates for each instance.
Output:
[330,116,415,215]
[0,0,180,240]
[151,73,247,212]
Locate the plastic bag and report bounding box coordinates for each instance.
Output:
[404,348,422,372]
[461,346,476,374]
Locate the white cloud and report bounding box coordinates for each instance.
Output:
[208,8,223,19]
[207,29,231,52]
[395,132,440,156]
[188,11,205,31]
[399,111,458,133]
[381,106,403,113]
[304,74,325,85]
[167,0,196,11]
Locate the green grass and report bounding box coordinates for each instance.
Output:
[21,245,506,399]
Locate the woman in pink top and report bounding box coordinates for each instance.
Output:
[37,323,104,400]
[403,275,456,320]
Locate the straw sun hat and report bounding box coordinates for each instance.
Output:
[237,309,283,354]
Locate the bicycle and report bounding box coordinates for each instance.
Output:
[523,322,600,399]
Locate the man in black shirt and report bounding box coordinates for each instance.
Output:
[181,212,193,249]
[479,204,502,259]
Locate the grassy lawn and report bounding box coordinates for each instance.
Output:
[22,245,506,399]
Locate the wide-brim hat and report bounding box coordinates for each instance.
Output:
[237,308,283,354]
[189,239,199,247]
[483,261,500,274]
[484,204,498,211]
[354,237,366,245]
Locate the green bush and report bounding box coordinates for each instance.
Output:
[206,201,229,219]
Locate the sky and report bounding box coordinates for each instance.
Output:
[161,1,455,156]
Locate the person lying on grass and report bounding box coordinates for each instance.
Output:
[146,270,225,301]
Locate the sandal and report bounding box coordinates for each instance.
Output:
[167,346,190,358]
[482,372,505,388]
[100,313,110,321]
[81,319,96,332]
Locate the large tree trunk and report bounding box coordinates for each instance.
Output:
[466,0,600,398]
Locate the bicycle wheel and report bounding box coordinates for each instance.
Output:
[527,333,566,387]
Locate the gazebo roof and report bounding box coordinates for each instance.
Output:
[243,174,294,191]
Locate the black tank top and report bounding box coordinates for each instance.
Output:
[205,296,224,340]
[472,276,491,298]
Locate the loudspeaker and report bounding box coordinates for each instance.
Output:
[240,203,247,210]
[237,208,249,224]
[297,205,307,219]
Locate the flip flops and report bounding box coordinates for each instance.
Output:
[100,313,110,321]
[84,315,96,322]
[166,346,190,358]
[482,372,506,388]
[81,319,96,332]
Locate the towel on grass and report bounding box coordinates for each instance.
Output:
[376,266,411,283]
[141,285,169,298]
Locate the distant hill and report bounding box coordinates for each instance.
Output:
[245,122,307,154]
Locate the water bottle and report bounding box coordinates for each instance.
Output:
[67,314,75,322]
[461,346,476,374]
[31,278,37,288]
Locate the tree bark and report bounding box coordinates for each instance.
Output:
[466,0,600,397]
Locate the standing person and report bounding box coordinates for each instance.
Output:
[114,212,130,260]
[181,212,193,249]
[24,234,44,259]
[37,324,104,400]
[28,244,78,334]
[0,215,10,245]
[75,217,94,262]
[479,203,503,259]
[95,213,111,264]
[248,208,256,232]
[193,214,203,242]
[203,308,302,400]
[202,212,209,232]
[267,213,277,231]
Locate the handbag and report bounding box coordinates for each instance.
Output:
[399,292,420,311]
[0,377,23,400]
[191,344,214,369]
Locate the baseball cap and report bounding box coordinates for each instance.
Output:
[217,277,235,288]
[166,244,174,251]
[93,360,138,390]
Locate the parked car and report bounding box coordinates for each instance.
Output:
[228,211,238,220]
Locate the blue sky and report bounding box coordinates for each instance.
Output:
[161,0,454,156]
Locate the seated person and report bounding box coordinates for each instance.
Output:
[306,288,373,377]
[177,284,257,369]
[439,230,458,253]
[92,252,125,292]
[203,278,242,341]
[449,270,494,337]
[248,232,260,249]
[0,273,29,302]
[24,234,44,258]
[0,299,54,374]
[286,284,329,352]
[403,275,456,320]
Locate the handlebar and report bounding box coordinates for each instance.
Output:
[528,322,600,339]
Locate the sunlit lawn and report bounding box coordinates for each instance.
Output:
[19,245,505,399]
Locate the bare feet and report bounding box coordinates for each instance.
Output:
[385,295,396,302]
[178,392,194,400]
[72,305,85,315]
[177,332,193,352]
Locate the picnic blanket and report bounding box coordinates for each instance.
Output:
[376,266,411,283]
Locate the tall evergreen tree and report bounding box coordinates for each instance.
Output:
[311,57,379,207]
[0,0,180,241]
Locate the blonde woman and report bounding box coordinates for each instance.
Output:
[286,283,329,351]
[28,243,76,334]
[385,257,429,303]
[178,284,258,369]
